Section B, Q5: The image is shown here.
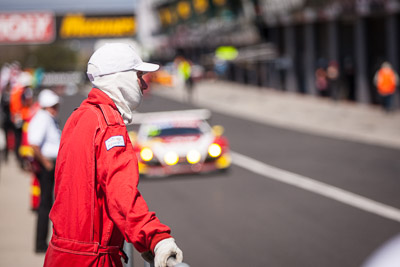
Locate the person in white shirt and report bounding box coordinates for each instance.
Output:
[28,89,61,253]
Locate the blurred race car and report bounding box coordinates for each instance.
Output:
[129,109,231,177]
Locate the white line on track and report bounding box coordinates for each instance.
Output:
[231,151,400,223]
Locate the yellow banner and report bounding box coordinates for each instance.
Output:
[60,14,136,38]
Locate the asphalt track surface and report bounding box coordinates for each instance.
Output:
[60,92,400,267]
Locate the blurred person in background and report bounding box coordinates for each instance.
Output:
[27,89,61,253]
[1,81,14,162]
[327,61,341,101]
[315,66,329,97]
[374,61,399,112]
[19,90,41,171]
[44,43,183,267]
[9,71,34,167]
[176,56,194,103]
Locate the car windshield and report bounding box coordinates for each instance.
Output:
[148,127,202,138]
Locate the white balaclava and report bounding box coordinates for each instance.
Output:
[88,64,142,125]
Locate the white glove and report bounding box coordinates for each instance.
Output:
[154,238,183,267]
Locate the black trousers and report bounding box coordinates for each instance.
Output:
[35,160,55,250]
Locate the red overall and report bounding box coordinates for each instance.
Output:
[44,88,171,267]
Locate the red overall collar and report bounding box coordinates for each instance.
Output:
[85,88,119,112]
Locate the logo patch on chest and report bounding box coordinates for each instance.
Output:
[105,135,125,150]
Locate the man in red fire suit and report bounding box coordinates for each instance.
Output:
[44,43,183,267]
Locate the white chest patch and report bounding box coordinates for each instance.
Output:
[105,135,125,150]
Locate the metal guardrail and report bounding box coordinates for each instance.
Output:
[123,242,134,267]
[123,243,190,267]
[144,256,190,267]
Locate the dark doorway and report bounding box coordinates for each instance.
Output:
[338,19,356,101]
[294,24,306,94]
[315,22,329,66]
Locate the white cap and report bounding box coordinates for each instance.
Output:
[87,43,159,82]
[38,89,60,108]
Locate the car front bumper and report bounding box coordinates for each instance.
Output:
[138,153,231,177]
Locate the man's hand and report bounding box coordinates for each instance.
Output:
[154,238,183,267]
[42,158,54,171]
[31,145,53,171]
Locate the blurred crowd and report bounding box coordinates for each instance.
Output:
[314,59,399,112]
[0,62,61,253]
[1,62,39,168]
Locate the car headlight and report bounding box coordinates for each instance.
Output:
[187,150,201,164]
[164,151,179,166]
[140,148,153,161]
[208,143,222,158]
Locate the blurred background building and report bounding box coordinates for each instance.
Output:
[149,0,400,107]
[1,0,400,108]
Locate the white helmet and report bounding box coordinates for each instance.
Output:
[17,72,33,87]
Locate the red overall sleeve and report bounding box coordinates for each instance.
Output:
[96,124,171,253]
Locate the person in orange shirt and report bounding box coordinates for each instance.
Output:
[374,62,399,112]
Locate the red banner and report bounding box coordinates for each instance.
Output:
[0,12,55,44]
